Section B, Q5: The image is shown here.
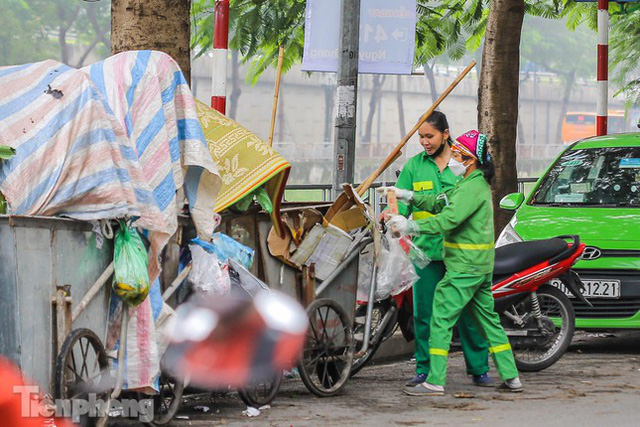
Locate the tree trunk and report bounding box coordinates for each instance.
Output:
[363,75,384,144]
[111,0,191,84]
[228,50,242,120]
[555,69,577,144]
[424,61,438,104]
[396,76,406,138]
[478,0,525,237]
[57,4,80,65]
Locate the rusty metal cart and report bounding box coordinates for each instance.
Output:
[0,215,191,426]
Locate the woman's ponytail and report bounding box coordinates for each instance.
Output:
[479,149,495,185]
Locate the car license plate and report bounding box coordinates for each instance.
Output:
[550,279,620,299]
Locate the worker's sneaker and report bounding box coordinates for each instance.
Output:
[404,373,427,387]
[472,373,494,387]
[497,377,523,393]
[403,382,445,396]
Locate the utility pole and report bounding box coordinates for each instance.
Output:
[596,0,608,136]
[333,0,361,196]
[211,0,229,114]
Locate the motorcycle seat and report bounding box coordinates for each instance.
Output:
[494,238,568,277]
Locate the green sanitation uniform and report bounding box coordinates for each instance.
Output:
[412,169,519,386]
[395,152,489,378]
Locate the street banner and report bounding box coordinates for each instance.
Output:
[301,0,417,75]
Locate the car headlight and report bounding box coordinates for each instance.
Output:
[495,220,523,248]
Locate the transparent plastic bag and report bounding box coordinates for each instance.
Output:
[188,242,231,296]
[376,231,419,300]
[398,235,431,269]
[112,221,150,307]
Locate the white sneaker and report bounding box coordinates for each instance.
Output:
[403,382,445,396]
[498,377,523,393]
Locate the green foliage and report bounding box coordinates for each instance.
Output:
[189,0,607,84]
[0,0,111,67]
[610,5,640,105]
[520,15,596,80]
[0,0,57,65]
[191,0,306,84]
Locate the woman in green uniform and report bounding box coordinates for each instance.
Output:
[386,130,522,395]
[378,112,492,390]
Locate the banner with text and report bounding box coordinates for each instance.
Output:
[301,0,417,75]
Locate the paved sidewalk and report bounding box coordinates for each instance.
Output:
[111,331,640,426]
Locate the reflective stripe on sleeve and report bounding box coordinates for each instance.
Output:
[444,241,494,250]
[412,211,433,220]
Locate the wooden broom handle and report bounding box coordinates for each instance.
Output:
[356,61,476,196]
[268,46,285,147]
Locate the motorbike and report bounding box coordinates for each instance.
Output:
[352,234,590,376]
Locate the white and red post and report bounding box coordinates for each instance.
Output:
[597,0,609,136]
[211,0,229,114]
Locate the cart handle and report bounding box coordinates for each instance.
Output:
[72,262,114,322]
[162,263,192,301]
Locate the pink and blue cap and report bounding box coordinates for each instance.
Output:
[453,130,488,164]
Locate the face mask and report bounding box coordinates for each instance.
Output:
[448,157,467,176]
[430,142,445,157]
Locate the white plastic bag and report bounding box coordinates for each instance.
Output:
[375,231,419,300]
[189,244,231,296]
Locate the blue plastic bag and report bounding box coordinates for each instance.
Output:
[192,232,254,269]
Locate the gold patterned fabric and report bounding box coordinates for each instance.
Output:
[196,100,290,237]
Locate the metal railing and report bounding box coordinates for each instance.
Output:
[284,178,540,215]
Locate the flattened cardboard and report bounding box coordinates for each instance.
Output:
[329,206,368,232]
[267,225,292,258]
[327,184,368,232]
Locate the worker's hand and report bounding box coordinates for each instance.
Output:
[386,215,419,237]
[376,186,413,203]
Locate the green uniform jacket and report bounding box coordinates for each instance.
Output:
[412,169,495,275]
[395,151,459,261]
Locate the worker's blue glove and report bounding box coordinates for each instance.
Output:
[376,186,413,203]
[386,215,419,237]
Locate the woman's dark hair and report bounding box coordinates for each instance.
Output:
[460,148,495,185]
[425,110,453,145]
[479,146,495,184]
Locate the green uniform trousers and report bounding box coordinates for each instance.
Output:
[413,261,489,376]
[426,271,519,386]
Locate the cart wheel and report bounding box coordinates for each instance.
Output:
[55,329,109,427]
[55,328,109,399]
[237,371,283,408]
[298,298,354,397]
[142,372,185,426]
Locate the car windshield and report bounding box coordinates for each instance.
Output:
[531,146,640,207]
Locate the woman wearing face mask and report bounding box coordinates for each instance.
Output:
[377,114,492,392]
[383,130,522,396]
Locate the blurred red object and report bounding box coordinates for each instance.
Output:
[164,291,307,389]
[0,356,74,427]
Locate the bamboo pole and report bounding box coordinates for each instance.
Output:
[268,46,285,147]
[356,61,477,196]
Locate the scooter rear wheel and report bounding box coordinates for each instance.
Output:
[350,301,397,377]
[509,284,575,372]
